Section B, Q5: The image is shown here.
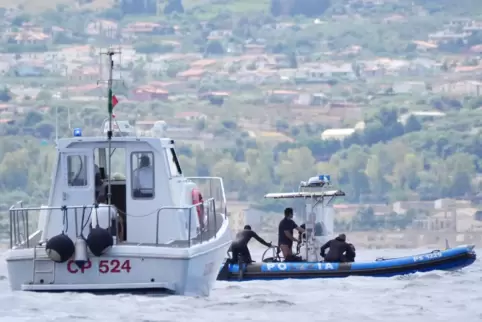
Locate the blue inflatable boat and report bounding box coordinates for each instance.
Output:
[217,244,476,281]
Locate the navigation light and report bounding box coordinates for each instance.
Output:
[319,175,331,183]
[73,128,82,137]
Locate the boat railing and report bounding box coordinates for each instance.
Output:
[186,176,227,217]
[155,197,218,247]
[10,197,221,249]
[9,204,99,249]
[9,200,29,249]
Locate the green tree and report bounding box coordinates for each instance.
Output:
[211,157,245,192]
[444,153,475,197]
[393,153,422,190]
[365,154,391,199]
[164,0,184,14]
[0,149,30,191]
[245,149,274,197]
[205,40,225,56]
[275,147,316,189]
[404,115,422,133]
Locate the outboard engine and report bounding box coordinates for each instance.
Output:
[74,237,89,268]
[87,227,113,257]
[45,233,75,263]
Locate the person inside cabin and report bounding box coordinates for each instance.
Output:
[319,233,355,263]
[278,207,305,261]
[229,225,271,264]
[92,195,124,240]
[133,154,154,198]
[94,161,104,199]
[73,155,102,192]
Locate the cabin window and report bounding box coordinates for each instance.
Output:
[67,155,88,187]
[130,152,155,199]
[166,147,182,178]
[94,147,126,181]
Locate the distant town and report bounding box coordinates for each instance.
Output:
[2,0,482,248]
[1,14,482,146]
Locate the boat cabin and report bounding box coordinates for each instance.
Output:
[41,135,200,245]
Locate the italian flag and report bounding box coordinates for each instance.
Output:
[108,89,119,114]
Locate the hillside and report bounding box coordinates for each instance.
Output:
[0,0,482,234]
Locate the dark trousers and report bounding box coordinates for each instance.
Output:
[231,244,252,263]
[326,253,355,263]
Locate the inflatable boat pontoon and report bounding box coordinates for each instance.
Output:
[217,244,476,281]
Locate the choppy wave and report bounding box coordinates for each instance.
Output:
[0,248,480,322]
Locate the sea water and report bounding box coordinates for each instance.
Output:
[0,247,479,321]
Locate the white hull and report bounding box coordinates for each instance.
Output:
[6,219,231,297]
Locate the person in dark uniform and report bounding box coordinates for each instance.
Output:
[230,225,271,264]
[278,207,305,260]
[345,243,356,262]
[94,163,104,200]
[320,233,353,263]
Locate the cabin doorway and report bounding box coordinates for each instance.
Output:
[94,147,127,241]
[60,148,95,237]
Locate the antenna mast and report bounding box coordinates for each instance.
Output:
[100,47,121,207]
[55,106,58,146]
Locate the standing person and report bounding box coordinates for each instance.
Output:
[278,207,305,260]
[230,225,271,264]
[94,161,103,199]
[91,195,123,240]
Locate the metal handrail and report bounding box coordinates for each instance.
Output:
[9,204,100,249]
[9,200,219,249]
[9,205,98,212]
[155,198,216,246]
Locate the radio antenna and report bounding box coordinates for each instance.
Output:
[98,47,123,207]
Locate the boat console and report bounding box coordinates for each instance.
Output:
[264,175,345,262]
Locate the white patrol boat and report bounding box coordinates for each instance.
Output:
[5,50,232,296]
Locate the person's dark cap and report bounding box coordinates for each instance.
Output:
[337,233,346,241]
[244,225,252,230]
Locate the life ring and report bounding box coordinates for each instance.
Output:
[191,188,205,228]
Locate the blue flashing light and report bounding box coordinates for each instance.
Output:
[318,175,331,182]
[73,128,82,137]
